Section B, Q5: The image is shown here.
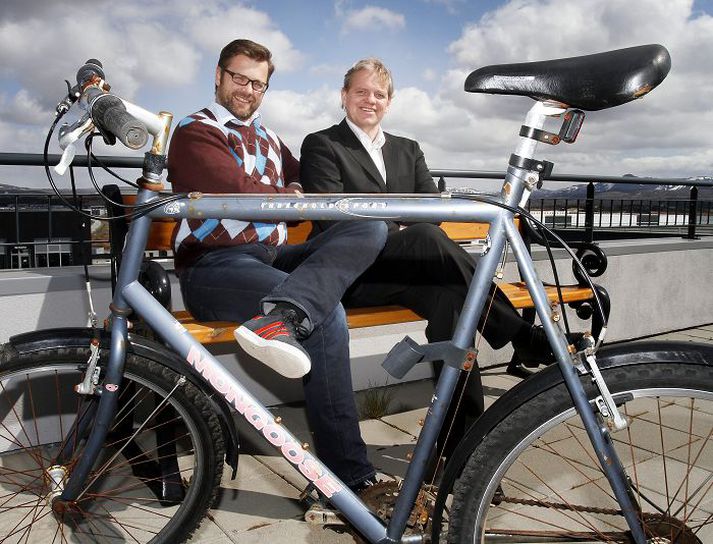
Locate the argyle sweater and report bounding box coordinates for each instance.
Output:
[168,103,301,271]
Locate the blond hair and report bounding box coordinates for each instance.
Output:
[342,58,393,98]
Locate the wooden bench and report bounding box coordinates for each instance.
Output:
[117,204,602,345]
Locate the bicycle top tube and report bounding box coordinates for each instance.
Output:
[145,192,505,224]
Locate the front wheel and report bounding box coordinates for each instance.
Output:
[449,361,713,543]
[0,344,225,543]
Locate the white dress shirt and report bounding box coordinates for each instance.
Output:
[345,117,387,184]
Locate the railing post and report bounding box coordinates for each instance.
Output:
[686,186,699,240]
[437,176,446,192]
[14,195,20,246]
[584,181,595,243]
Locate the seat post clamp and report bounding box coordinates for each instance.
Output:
[509,154,555,187]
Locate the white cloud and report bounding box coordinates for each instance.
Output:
[0,90,51,126]
[448,0,694,66]
[0,0,307,187]
[185,3,304,72]
[422,68,437,81]
[1,0,712,190]
[341,6,406,34]
[0,5,202,108]
[421,0,466,15]
[309,63,347,78]
[261,88,342,155]
[428,0,713,177]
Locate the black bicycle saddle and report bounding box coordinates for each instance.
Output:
[464,44,671,111]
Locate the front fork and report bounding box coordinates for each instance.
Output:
[56,191,158,506]
[56,317,130,503]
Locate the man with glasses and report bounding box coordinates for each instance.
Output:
[168,40,387,492]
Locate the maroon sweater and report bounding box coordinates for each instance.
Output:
[168,103,301,271]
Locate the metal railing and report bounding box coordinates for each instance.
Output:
[1,153,711,270]
[431,169,713,242]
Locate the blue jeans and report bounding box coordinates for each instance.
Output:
[179,221,387,487]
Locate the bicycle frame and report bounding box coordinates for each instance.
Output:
[56,101,648,544]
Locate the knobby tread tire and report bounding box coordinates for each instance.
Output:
[0,343,226,544]
[448,361,713,543]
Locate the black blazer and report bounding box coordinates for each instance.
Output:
[300,119,438,233]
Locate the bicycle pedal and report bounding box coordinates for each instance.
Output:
[304,503,345,526]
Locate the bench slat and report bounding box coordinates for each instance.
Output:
[171,283,593,345]
[499,282,595,308]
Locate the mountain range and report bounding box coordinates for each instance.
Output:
[533,176,713,201]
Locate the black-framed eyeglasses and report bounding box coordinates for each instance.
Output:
[221,67,269,93]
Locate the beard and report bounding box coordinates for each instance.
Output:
[216,87,259,121]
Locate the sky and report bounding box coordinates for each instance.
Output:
[1,0,712,189]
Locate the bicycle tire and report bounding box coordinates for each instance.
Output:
[449,361,713,543]
[0,344,224,543]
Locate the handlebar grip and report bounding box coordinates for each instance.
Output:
[76,59,105,87]
[90,94,148,150]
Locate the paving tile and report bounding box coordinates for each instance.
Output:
[209,457,306,538]
[381,407,428,437]
[189,519,235,543]
[481,373,521,394]
[225,518,355,543]
[359,418,414,446]
[483,394,499,410]
[253,454,309,494]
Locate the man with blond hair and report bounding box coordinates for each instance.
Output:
[300,57,556,464]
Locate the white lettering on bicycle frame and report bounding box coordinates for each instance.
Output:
[164,202,181,215]
[185,346,343,497]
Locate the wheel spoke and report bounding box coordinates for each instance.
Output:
[0,353,221,543]
[452,363,713,543]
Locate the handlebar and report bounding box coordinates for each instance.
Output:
[73,59,148,150]
[53,59,174,175]
[87,91,148,150]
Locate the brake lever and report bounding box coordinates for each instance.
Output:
[54,113,94,175]
[55,80,81,117]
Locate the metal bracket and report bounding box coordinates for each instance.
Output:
[558,109,585,143]
[584,352,629,431]
[479,233,492,256]
[74,339,101,395]
[494,240,509,280]
[509,154,554,187]
[382,336,477,380]
[519,125,561,145]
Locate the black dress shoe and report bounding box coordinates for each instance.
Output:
[505,357,535,379]
[510,326,585,373]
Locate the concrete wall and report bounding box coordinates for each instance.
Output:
[1,238,712,406]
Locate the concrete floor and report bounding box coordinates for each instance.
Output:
[183,324,713,543]
[1,325,711,543]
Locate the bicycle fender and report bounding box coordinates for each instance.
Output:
[430,339,713,542]
[3,327,240,479]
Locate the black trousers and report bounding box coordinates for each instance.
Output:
[343,223,527,458]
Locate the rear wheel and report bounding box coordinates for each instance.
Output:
[449,362,713,543]
[0,345,224,543]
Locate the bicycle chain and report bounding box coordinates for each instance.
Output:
[498,494,623,516]
[496,497,701,542]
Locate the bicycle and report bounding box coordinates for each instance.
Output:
[1,42,710,543]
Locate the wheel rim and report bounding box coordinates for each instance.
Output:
[0,362,206,543]
[476,387,713,543]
